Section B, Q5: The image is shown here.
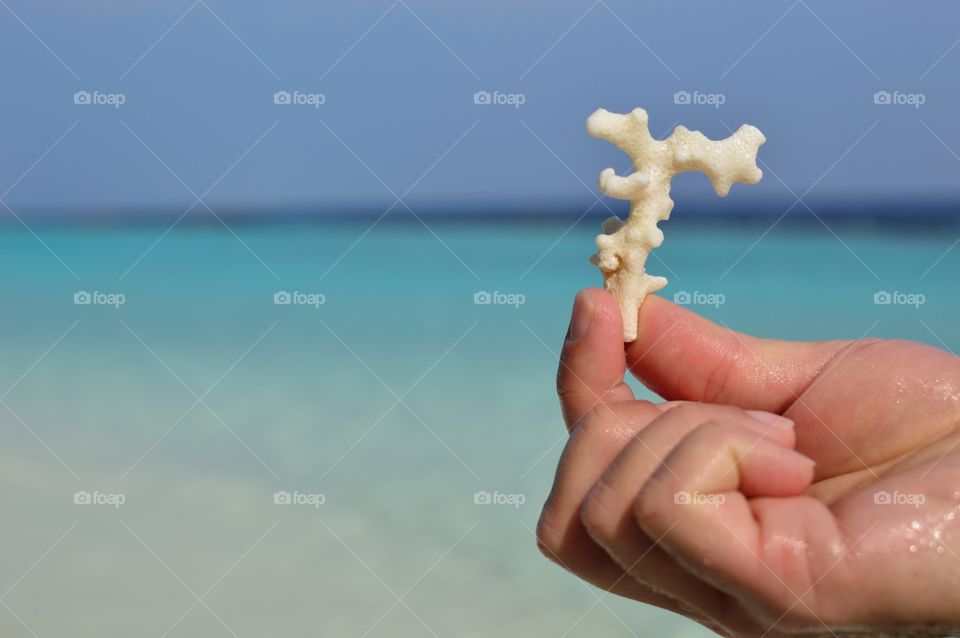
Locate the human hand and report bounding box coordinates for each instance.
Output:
[537,288,960,637]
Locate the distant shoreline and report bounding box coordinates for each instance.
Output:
[3,198,960,231]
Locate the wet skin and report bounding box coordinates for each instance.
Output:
[537,289,960,637]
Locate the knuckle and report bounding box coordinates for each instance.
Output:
[555,360,582,400]
[681,419,740,455]
[691,419,734,442]
[633,473,675,533]
[569,400,657,444]
[579,480,617,541]
[569,408,614,443]
[569,407,639,456]
[535,505,564,563]
[665,402,705,423]
[669,402,745,427]
[570,408,602,437]
[555,365,570,398]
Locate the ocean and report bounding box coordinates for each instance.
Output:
[0,215,957,636]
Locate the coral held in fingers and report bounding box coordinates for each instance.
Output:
[586,107,765,341]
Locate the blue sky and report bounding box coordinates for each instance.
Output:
[1,0,958,215]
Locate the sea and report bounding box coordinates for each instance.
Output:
[0,212,957,637]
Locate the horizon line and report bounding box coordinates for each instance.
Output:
[2,196,959,228]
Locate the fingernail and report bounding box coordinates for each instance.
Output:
[567,291,593,342]
[746,410,794,429]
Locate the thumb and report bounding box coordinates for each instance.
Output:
[557,289,634,430]
[627,295,851,412]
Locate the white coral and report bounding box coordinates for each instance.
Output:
[586,107,766,341]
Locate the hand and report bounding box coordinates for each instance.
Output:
[537,288,960,637]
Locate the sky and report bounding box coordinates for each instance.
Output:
[1,0,959,216]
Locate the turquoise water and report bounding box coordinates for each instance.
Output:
[1,217,958,637]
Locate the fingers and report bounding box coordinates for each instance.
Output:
[580,404,796,621]
[629,419,838,624]
[558,289,634,430]
[537,400,688,608]
[627,295,853,411]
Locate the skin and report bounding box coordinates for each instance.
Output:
[537,288,960,637]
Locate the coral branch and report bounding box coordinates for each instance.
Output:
[598,168,650,200]
[586,107,765,341]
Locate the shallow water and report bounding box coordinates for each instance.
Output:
[0,217,957,637]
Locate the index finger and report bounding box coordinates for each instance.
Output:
[557,289,635,430]
[628,295,852,411]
